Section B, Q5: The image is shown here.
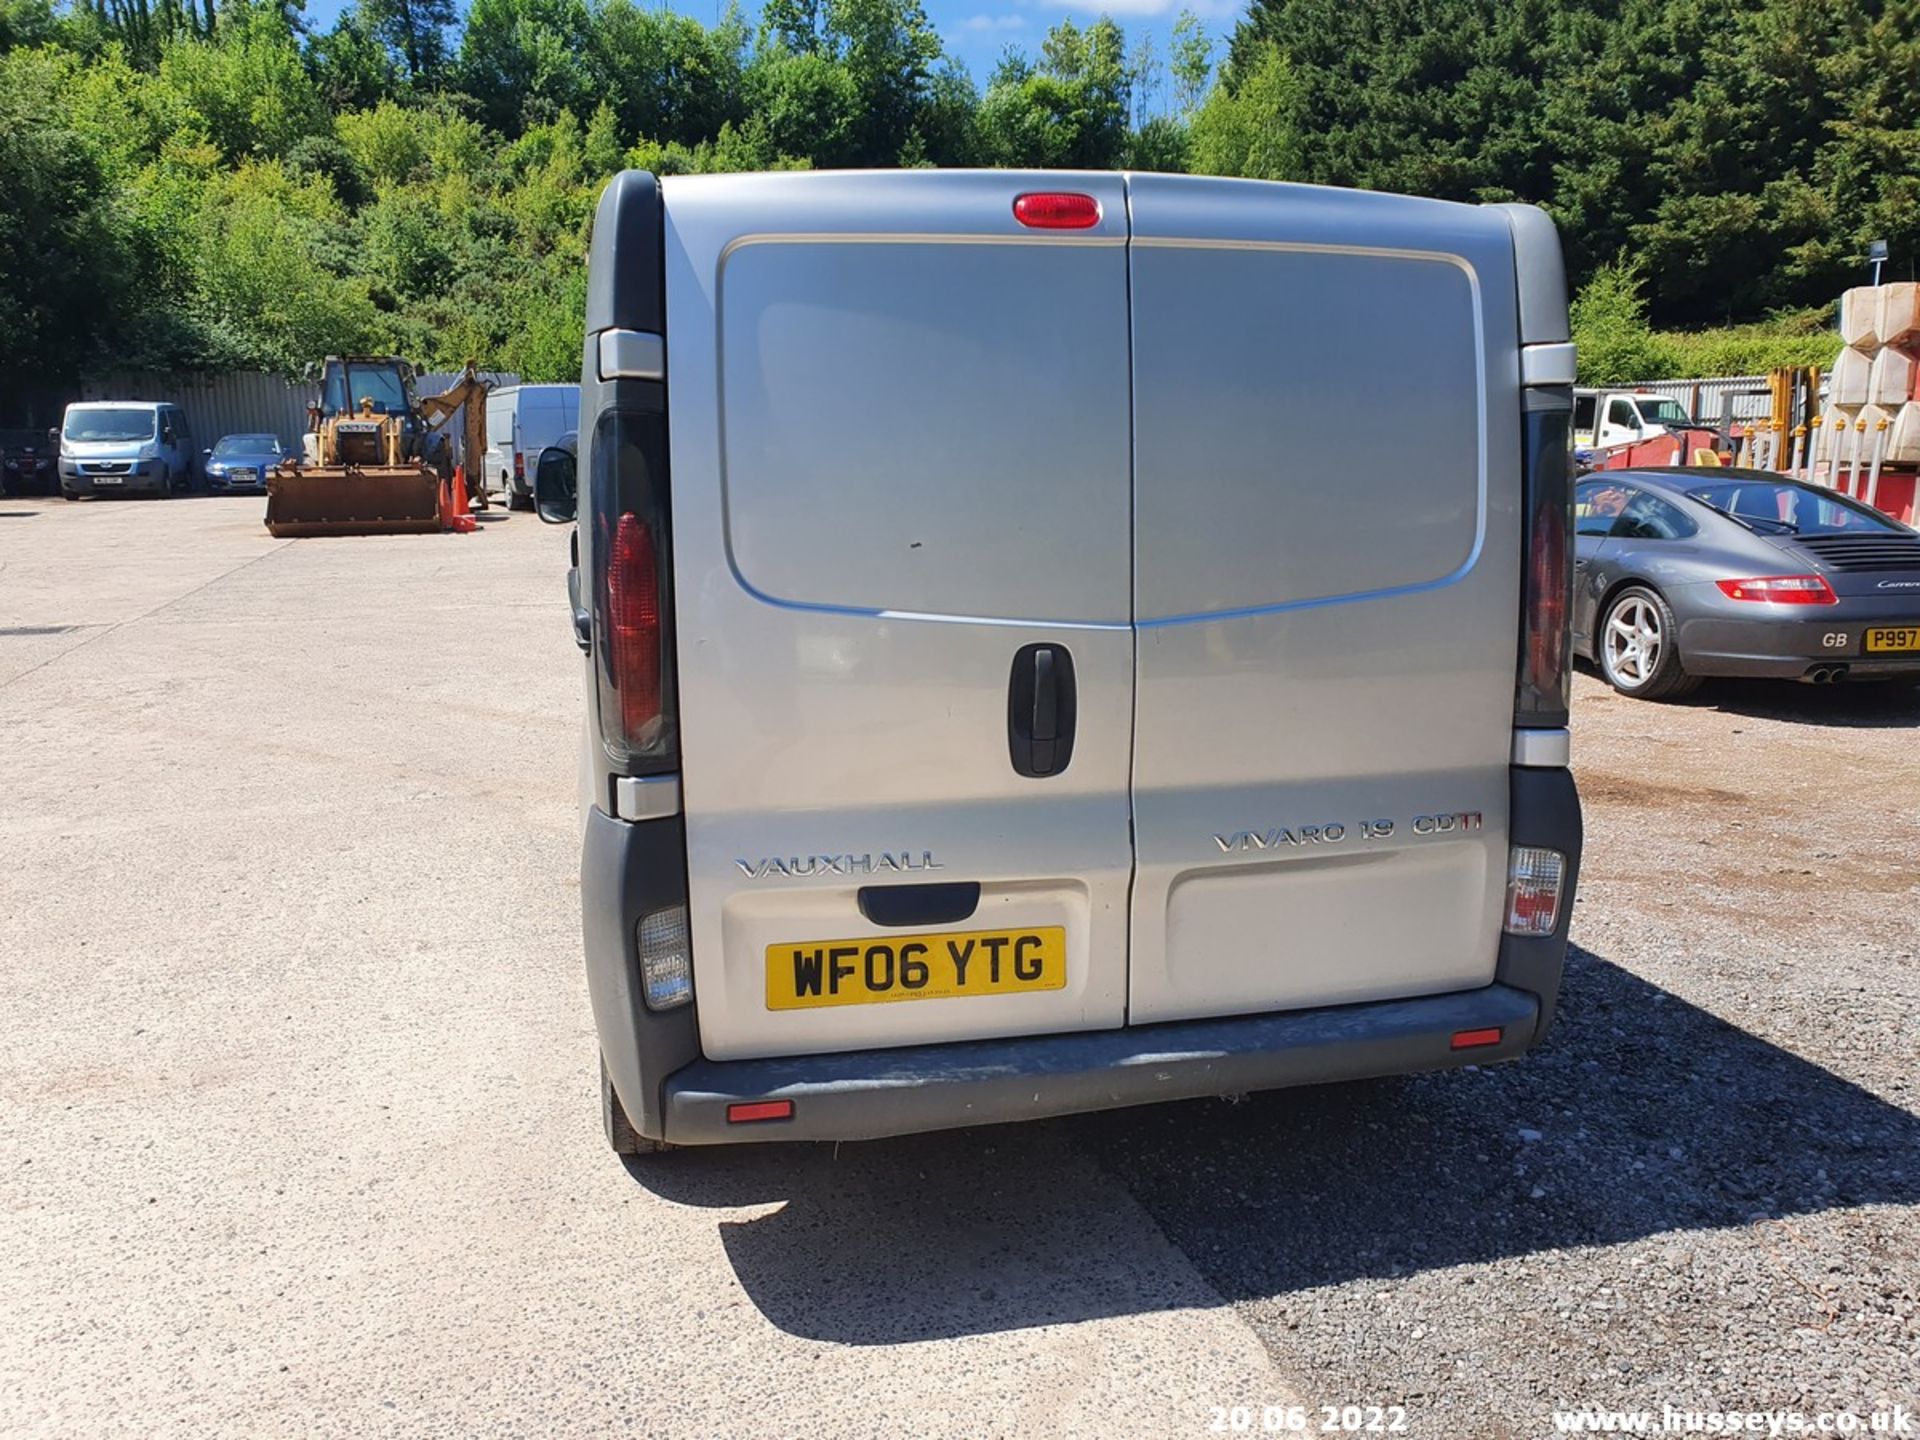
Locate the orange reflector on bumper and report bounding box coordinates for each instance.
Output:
[726,1100,794,1124]
[1450,1027,1504,1051]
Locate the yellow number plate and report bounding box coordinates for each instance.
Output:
[765,926,1067,1011]
[1865,626,1920,653]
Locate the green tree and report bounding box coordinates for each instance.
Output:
[1168,7,1211,116]
[593,0,743,149]
[977,18,1132,170]
[305,10,400,110]
[456,0,593,133]
[357,0,454,81]
[1187,40,1300,181]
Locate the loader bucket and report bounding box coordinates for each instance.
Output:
[264,465,444,538]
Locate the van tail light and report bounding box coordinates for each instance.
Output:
[608,512,663,743]
[637,903,692,1010]
[1516,397,1574,727]
[589,404,677,772]
[513,450,525,481]
[1013,192,1101,229]
[1504,846,1566,936]
[1714,574,1836,604]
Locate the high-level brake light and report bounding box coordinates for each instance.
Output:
[1013,193,1101,229]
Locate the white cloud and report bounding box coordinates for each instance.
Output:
[960,11,1028,28]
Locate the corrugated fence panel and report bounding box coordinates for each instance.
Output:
[80,371,317,452]
[1621,374,1830,424]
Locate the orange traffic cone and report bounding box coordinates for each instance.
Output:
[447,465,477,532]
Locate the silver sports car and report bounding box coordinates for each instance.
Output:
[1574,467,1920,699]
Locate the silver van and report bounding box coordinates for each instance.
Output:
[542,170,1584,1152]
[59,402,196,499]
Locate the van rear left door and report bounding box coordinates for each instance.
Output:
[665,172,1136,1062]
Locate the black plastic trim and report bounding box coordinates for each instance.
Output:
[857,882,982,928]
[585,171,664,338]
[581,805,698,1142]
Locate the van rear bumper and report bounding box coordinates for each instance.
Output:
[659,984,1540,1144]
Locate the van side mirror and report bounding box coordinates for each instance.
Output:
[534,446,577,524]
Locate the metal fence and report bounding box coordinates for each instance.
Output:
[79,370,317,451]
[1618,373,1828,425]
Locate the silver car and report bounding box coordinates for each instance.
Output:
[543,169,1585,1152]
[1575,467,1920,698]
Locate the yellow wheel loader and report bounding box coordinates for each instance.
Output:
[265,358,492,537]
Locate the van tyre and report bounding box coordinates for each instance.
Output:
[1599,585,1700,700]
[601,1054,672,1155]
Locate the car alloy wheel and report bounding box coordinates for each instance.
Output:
[1603,594,1663,689]
[1598,585,1700,701]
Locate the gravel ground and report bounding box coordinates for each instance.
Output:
[3,497,1916,1438]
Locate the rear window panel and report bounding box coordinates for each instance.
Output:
[1129,246,1482,619]
[717,239,1132,624]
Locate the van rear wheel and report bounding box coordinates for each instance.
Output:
[601,1054,673,1155]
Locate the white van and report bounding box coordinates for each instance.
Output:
[542,170,1584,1152]
[1574,388,1708,450]
[484,384,578,509]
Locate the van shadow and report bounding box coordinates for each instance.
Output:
[623,945,1920,1344]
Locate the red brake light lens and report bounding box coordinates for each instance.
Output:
[1013,192,1101,229]
[608,512,663,743]
[1714,574,1836,604]
[513,450,525,479]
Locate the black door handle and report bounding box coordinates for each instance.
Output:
[1008,643,1075,778]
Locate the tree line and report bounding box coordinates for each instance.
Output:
[1,0,1913,385]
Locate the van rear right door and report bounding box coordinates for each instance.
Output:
[1124,175,1523,1024]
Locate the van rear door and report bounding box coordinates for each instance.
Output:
[1123,175,1522,1024]
[665,172,1136,1062]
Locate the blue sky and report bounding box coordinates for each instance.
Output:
[297,0,1239,94]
